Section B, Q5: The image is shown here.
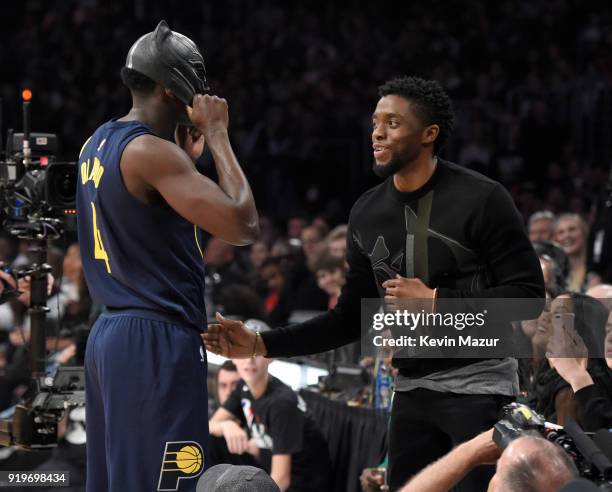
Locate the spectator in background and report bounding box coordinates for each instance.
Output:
[61,244,92,330]
[554,214,591,292]
[205,237,248,308]
[325,224,348,260]
[312,252,346,309]
[287,216,307,240]
[249,241,270,271]
[216,360,241,407]
[528,211,556,242]
[219,285,268,324]
[209,323,331,492]
[259,257,291,327]
[247,241,271,296]
[300,226,324,264]
[534,293,612,425]
[208,335,265,469]
[532,241,569,296]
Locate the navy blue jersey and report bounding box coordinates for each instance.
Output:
[76,119,207,330]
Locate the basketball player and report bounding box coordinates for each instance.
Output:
[77,21,258,492]
[205,76,544,491]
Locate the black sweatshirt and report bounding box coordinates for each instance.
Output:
[261,159,545,377]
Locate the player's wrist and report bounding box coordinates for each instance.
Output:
[202,125,228,142]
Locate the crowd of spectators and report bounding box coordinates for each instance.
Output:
[2,0,612,224]
[2,0,612,490]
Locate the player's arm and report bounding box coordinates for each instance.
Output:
[205,214,379,358]
[123,95,258,245]
[123,133,256,245]
[270,454,291,492]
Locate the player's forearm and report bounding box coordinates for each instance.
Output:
[206,130,258,243]
[261,307,360,358]
[400,441,480,492]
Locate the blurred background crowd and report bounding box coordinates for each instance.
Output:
[2,0,612,491]
[2,0,612,222]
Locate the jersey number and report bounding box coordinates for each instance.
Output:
[91,202,111,274]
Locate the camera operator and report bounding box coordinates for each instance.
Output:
[399,428,577,492]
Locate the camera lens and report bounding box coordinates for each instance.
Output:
[45,163,77,208]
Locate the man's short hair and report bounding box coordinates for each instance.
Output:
[502,436,578,492]
[312,251,345,273]
[528,210,555,226]
[219,360,237,373]
[120,67,156,95]
[378,76,454,153]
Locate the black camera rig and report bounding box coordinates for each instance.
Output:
[494,402,612,490]
[0,91,84,449]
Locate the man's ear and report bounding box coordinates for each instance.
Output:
[163,87,178,101]
[422,124,440,146]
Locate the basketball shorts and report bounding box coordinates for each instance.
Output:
[85,309,209,492]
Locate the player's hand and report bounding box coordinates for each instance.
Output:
[203,312,266,358]
[382,275,433,299]
[186,94,229,139]
[174,124,205,162]
[221,420,249,455]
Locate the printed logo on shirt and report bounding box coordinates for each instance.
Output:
[157,441,204,491]
[241,399,273,449]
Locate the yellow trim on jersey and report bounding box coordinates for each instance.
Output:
[79,136,92,158]
[194,225,203,258]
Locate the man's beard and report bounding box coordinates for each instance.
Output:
[372,153,407,179]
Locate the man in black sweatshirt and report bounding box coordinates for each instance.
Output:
[205,76,545,491]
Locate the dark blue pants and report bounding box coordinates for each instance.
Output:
[85,309,209,492]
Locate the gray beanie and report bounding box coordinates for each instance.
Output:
[196,464,280,492]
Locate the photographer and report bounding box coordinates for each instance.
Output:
[399,429,577,492]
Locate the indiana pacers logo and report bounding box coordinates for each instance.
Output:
[157,441,204,491]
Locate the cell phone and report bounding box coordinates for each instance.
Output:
[375,467,388,488]
[552,312,578,357]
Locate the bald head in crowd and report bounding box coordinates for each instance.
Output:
[488,436,577,492]
[586,284,612,300]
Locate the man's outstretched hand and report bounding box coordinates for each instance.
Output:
[203,312,267,359]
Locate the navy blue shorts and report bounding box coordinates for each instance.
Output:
[85,309,209,492]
